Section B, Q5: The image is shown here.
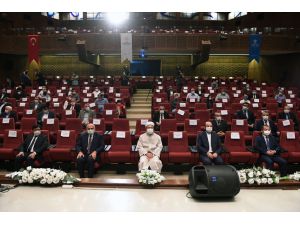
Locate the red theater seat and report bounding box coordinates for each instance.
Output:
[280,131,300,163]
[0,130,23,160]
[0,118,15,140]
[168,131,192,163]
[112,118,130,131]
[106,131,131,163]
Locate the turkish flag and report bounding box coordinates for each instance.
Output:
[28,35,40,63]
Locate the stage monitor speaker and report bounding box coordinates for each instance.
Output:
[189,165,240,198]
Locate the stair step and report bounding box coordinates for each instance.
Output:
[127,114,152,119]
[130,104,152,108]
[130,102,152,106]
[127,108,151,113]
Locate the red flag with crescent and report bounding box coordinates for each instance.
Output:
[28,35,40,63]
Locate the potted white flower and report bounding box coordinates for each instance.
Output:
[136,169,165,187]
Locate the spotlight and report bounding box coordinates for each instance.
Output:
[106,12,129,26]
[90,76,94,79]
[56,76,60,79]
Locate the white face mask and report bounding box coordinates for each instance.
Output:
[284,110,290,114]
[87,129,95,135]
[146,128,154,135]
[34,130,41,136]
[263,116,269,120]
[263,130,271,136]
[242,106,248,110]
[216,117,221,121]
[206,127,213,133]
[160,110,164,114]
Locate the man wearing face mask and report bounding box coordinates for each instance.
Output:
[78,103,95,126]
[212,112,228,142]
[37,105,55,126]
[92,87,101,98]
[95,93,108,113]
[136,121,163,172]
[0,105,17,122]
[14,125,48,171]
[29,97,43,113]
[38,87,51,103]
[278,106,299,131]
[215,89,230,102]
[254,125,287,176]
[76,123,104,178]
[274,90,286,107]
[66,98,81,117]
[255,111,278,137]
[186,88,200,102]
[197,121,224,165]
[239,94,251,104]
[13,86,26,100]
[236,102,255,130]
[249,90,260,100]
[153,106,169,131]
[170,93,180,113]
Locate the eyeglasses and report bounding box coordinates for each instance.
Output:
[87,128,94,130]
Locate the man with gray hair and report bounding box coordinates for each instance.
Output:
[136,121,163,172]
[0,105,17,122]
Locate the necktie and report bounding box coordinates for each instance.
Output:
[87,135,92,153]
[160,113,163,122]
[286,114,289,120]
[217,120,220,126]
[264,120,267,125]
[27,136,37,152]
[265,136,270,150]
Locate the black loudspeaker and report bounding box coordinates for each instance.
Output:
[189,165,240,198]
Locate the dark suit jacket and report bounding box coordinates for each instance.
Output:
[19,134,48,154]
[37,111,55,124]
[255,119,278,136]
[236,109,255,125]
[66,103,81,117]
[153,111,169,125]
[249,93,260,100]
[29,102,43,113]
[212,119,228,133]
[197,131,222,155]
[278,112,299,130]
[75,132,105,154]
[254,135,281,156]
[1,111,17,122]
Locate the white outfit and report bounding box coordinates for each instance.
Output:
[186,92,200,102]
[137,132,163,172]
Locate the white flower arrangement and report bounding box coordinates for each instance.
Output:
[6,167,80,186]
[136,169,165,186]
[288,171,300,181]
[237,167,280,185]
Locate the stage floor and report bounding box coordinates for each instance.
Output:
[0,186,299,212]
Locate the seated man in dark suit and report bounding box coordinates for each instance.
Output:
[29,96,44,113]
[76,123,105,178]
[153,106,169,131]
[254,125,287,177]
[236,102,255,130]
[14,125,48,171]
[255,110,278,137]
[277,105,299,131]
[66,97,81,117]
[212,111,228,142]
[37,105,55,126]
[197,121,224,165]
[0,105,17,122]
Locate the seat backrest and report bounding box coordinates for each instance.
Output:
[231,119,249,134]
[224,131,246,152]
[56,130,77,148]
[61,109,76,120]
[104,103,116,110]
[280,131,299,152]
[252,131,261,146]
[92,118,105,132]
[65,118,83,134]
[135,119,150,135]
[110,131,131,151]
[160,119,177,134]
[40,130,50,143]
[194,110,210,124]
[195,103,207,110]
[0,118,15,134]
[184,119,202,134]
[42,118,59,132]
[103,110,118,121]
[168,131,189,152]
[21,118,38,132]
[277,119,294,131]
[175,109,189,121]
[3,130,23,149]
[112,118,130,131]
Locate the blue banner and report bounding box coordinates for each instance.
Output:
[249,34,262,62]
